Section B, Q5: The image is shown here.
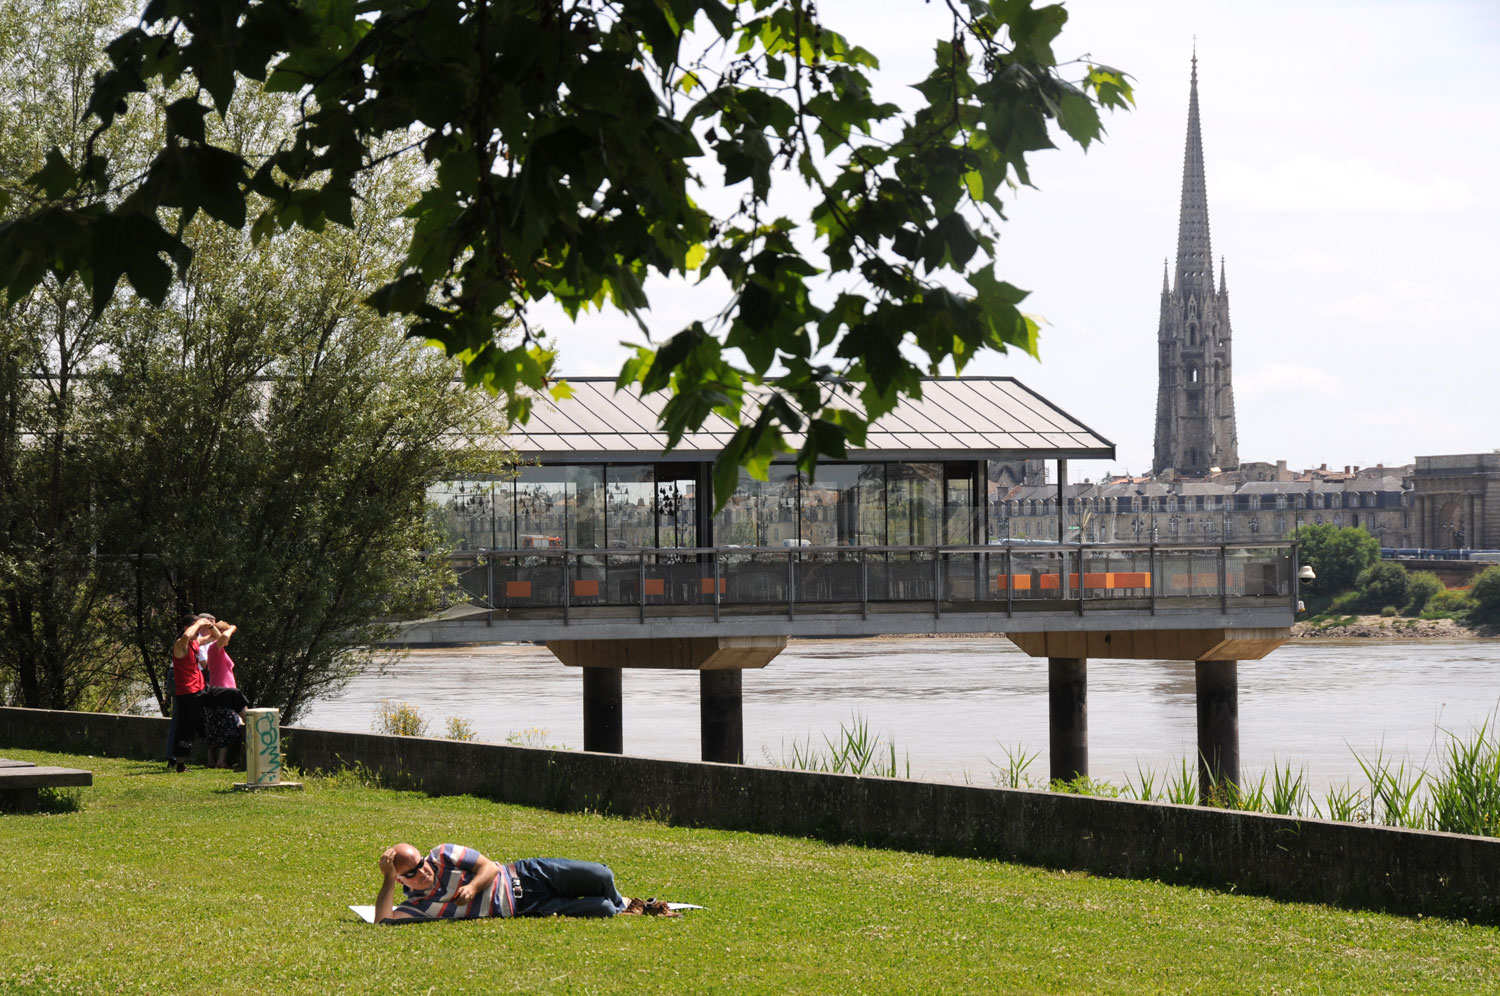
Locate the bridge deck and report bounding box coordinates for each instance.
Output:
[399,541,1298,642]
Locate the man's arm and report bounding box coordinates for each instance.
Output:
[454,852,499,907]
[375,847,415,924]
[171,618,215,659]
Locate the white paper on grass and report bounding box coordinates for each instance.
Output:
[349,903,703,923]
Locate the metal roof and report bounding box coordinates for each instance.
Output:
[503,377,1114,463]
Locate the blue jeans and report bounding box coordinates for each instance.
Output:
[512,859,627,918]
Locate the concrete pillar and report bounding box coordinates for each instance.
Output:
[700,669,743,764]
[1195,659,1239,802]
[1047,657,1087,783]
[581,667,623,754]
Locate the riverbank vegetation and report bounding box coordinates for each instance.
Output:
[1295,524,1500,633]
[2,749,1495,996]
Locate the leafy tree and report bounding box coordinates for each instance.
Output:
[1470,566,1500,626]
[0,0,1131,504]
[1403,571,1443,616]
[0,0,153,709]
[1294,523,1379,612]
[0,1,503,719]
[1353,561,1407,614]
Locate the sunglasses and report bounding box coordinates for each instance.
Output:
[396,856,428,881]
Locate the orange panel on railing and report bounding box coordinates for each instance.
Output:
[505,580,532,598]
[993,575,1033,591]
[699,578,727,594]
[643,578,665,597]
[1111,572,1151,588]
[572,579,600,597]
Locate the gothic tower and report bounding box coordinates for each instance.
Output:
[1152,54,1238,476]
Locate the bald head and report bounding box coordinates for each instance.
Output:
[390,843,423,876]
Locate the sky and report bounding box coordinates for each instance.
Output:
[527,0,1500,479]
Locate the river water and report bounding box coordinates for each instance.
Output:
[300,637,1499,796]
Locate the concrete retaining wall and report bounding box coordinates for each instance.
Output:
[3,706,1495,923]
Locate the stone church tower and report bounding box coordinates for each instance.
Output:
[1152,55,1238,476]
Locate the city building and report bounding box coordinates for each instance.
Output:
[1410,453,1500,550]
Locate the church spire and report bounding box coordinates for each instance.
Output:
[1218,255,1227,293]
[1174,52,1213,295]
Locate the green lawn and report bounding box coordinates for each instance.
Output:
[2,750,1496,996]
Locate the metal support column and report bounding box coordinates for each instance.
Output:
[581,667,623,754]
[700,669,743,764]
[1047,656,1087,784]
[1195,659,1239,802]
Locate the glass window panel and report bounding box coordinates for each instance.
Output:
[800,463,885,547]
[713,465,800,547]
[605,465,657,548]
[656,472,699,549]
[887,463,943,547]
[427,479,501,551]
[515,466,604,550]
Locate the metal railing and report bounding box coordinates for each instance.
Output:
[443,541,1297,622]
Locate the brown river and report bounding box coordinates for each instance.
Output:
[300,637,1499,795]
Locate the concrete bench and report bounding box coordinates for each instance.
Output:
[0,757,92,811]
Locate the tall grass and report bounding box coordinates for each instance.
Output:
[972,712,1500,838]
[774,713,910,778]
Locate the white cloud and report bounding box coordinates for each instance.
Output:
[1254,249,1350,274]
[1318,280,1452,323]
[1214,155,1476,214]
[1236,363,1343,401]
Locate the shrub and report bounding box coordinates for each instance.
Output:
[444,716,478,742]
[1379,605,1399,617]
[1326,590,1361,614]
[1403,571,1444,615]
[373,699,428,737]
[1471,566,1500,625]
[1354,561,1408,612]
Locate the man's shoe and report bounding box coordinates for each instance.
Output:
[174,762,187,773]
[642,899,682,918]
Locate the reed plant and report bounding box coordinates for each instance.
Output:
[1427,716,1500,836]
[777,713,909,778]
[991,743,1039,789]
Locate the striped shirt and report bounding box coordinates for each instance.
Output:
[394,844,517,920]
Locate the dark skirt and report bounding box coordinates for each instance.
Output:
[205,706,243,749]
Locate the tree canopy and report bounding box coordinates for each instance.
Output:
[1,0,503,719]
[0,0,1130,503]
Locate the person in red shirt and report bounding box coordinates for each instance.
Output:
[168,614,248,772]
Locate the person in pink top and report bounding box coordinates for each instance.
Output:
[168,614,248,771]
[201,618,243,768]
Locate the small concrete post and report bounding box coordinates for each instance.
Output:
[700,669,743,764]
[582,667,623,754]
[235,708,301,791]
[1195,659,1239,803]
[1048,657,1088,783]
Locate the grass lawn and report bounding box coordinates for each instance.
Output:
[2,749,1496,996]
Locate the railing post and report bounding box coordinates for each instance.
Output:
[713,547,721,623]
[562,551,571,626]
[787,548,796,621]
[486,555,494,614]
[1148,542,1157,615]
[1077,538,1086,616]
[860,547,869,620]
[1219,543,1228,613]
[638,551,646,624]
[1004,543,1013,617]
[933,546,941,619]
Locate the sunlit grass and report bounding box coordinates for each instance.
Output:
[0,749,1496,996]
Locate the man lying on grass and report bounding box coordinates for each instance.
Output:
[376,843,681,923]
